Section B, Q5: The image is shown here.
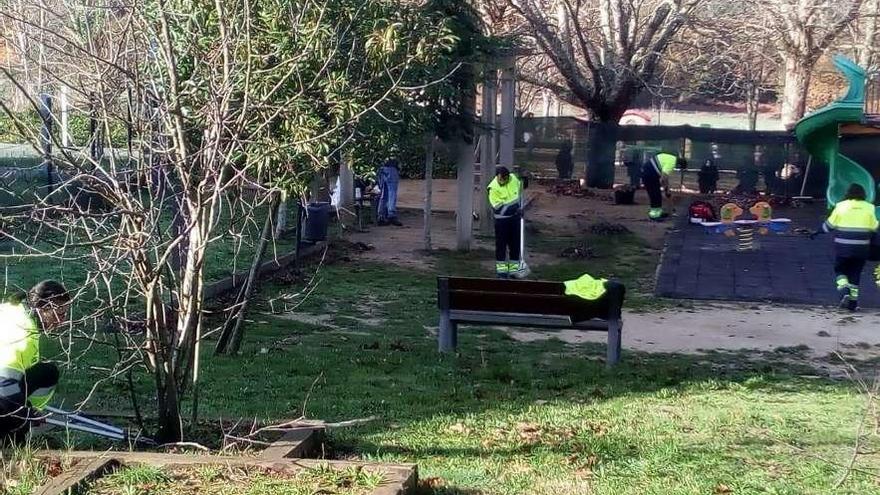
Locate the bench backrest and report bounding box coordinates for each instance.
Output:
[438,276,624,321]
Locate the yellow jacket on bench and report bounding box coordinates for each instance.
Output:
[564,274,607,301]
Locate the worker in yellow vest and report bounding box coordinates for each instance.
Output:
[488,167,528,278]
[641,152,686,220]
[0,280,70,440]
[814,184,878,311]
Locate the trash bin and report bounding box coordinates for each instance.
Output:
[303,202,331,242]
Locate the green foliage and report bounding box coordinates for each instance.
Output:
[0,110,127,147]
[140,0,473,194]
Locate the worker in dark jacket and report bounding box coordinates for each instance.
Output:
[815,184,878,311]
[0,281,70,440]
[641,152,685,220]
[555,141,574,179]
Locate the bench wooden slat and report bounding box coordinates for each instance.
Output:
[450,310,574,327]
[446,277,565,295]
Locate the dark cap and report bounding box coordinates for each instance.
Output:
[495,166,510,178]
[29,280,70,309]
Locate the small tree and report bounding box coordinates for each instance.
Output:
[0,0,455,442]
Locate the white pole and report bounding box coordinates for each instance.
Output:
[60,85,70,148]
[799,156,812,197]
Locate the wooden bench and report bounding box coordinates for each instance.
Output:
[437,277,625,367]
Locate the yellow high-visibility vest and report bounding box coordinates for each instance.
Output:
[0,303,53,410]
[487,174,522,219]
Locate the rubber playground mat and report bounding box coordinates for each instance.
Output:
[654,202,880,308]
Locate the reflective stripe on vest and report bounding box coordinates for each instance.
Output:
[834,238,871,245]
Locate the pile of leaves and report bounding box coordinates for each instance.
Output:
[560,243,595,259]
[589,222,631,236]
[540,179,595,198]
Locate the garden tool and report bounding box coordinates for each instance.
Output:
[42,405,156,446]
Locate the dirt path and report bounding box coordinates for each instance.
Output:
[506,303,880,363]
[344,178,672,268]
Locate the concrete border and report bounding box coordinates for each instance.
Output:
[33,427,417,495]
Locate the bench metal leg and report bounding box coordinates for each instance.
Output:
[439,310,458,352]
[606,317,622,367]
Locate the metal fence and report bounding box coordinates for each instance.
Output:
[514,117,829,197]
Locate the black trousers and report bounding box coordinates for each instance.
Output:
[494,216,521,263]
[0,362,59,440]
[834,256,867,290]
[641,163,663,208]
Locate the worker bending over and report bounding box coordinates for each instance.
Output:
[816,184,878,311]
[488,166,527,278]
[0,280,70,441]
[641,151,685,221]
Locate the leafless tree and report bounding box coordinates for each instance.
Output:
[676,3,780,130]
[509,0,703,187]
[844,0,880,71]
[757,0,866,128]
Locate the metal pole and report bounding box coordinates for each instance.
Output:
[799,156,812,197]
[39,93,54,195]
[44,418,126,441]
[519,178,525,274]
[45,406,125,434]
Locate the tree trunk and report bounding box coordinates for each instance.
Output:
[274,193,287,238]
[456,66,477,252]
[586,121,619,189]
[455,138,475,251]
[479,73,497,235]
[215,194,281,355]
[423,136,434,251]
[156,372,182,442]
[781,55,812,130]
[746,83,759,131]
[499,60,515,168]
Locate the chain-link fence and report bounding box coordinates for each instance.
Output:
[514,117,838,198]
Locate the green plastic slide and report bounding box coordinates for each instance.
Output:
[795,56,872,206]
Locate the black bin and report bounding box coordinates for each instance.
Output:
[303,202,331,241]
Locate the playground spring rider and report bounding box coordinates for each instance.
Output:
[699,202,791,251]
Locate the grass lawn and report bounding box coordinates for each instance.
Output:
[44,245,880,494]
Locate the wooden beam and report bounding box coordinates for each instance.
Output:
[34,457,119,495]
[258,427,324,461]
[841,122,880,135]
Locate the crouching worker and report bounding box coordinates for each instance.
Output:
[814,184,878,311]
[488,167,528,278]
[641,152,686,221]
[0,280,70,441]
